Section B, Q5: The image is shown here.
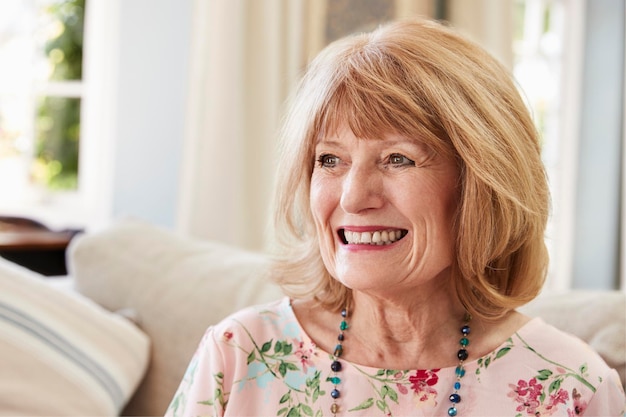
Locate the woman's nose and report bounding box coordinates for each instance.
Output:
[340,165,384,214]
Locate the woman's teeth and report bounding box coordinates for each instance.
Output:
[342,229,407,245]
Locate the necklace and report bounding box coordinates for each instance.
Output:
[327,309,471,416]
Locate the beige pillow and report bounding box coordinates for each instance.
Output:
[67,219,283,416]
[0,257,150,416]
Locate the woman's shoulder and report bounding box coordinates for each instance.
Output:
[474,317,617,388]
[514,317,608,362]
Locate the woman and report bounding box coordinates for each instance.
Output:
[166,18,625,416]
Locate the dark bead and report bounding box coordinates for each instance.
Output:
[331,388,341,399]
[331,360,342,372]
[341,308,347,317]
[337,333,344,341]
[449,393,461,403]
[461,325,470,335]
[457,349,468,361]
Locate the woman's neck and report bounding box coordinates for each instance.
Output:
[345,289,467,369]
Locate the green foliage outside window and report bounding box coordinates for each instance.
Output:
[33,0,85,190]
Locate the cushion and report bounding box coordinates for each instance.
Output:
[0,256,150,416]
[67,219,283,416]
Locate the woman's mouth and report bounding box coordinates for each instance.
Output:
[339,229,408,245]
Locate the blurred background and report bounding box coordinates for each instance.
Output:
[0,0,623,291]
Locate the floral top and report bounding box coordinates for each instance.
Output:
[166,297,625,417]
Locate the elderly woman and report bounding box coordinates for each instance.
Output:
[166,18,625,416]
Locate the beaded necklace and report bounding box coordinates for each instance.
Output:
[327,309,471,416]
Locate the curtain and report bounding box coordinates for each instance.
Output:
[176,0,326,250]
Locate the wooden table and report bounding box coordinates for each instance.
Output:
[0,218,81,276]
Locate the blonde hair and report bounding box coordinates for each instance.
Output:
[270,18,550,321]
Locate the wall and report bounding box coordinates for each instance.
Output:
[82,0,192,231]
[572,0,624,289]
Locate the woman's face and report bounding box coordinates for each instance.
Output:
[310,126,460,296]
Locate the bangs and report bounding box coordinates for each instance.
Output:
[311,46,451,156]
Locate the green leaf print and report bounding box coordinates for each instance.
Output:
[580,363,588,375]
[495,346,511,359]
[349,397,375,411]
[286,407,301,417]
[475,338,513,378]
[301,404,313,416]
[549,377,563,393]
[536,369,553,381]
[376,399,386,412]
[262,340,273,353]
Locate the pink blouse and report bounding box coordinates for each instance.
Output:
[166,297,625,416]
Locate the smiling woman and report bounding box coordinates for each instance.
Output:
[166,17,625,417]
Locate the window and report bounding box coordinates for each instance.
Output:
[0,0,85,225]
[513,0,566,288]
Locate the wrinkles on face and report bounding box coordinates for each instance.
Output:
[310,127,459,296]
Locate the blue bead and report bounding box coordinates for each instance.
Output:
[331,360,342,372]
[455,366,465,377]
[454,381,461,390]
[331,389,341,399]
[461,325,470,335]
[449,393,461,403]
[341,309,347,317]
[448,406,458,416]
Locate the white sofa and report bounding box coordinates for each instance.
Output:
[0,219,624,416]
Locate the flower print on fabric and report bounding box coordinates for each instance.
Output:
[409,369,440,407]
[487,330,609,416]
[567,388,588,416]
[165,299,626,417]
[293,339,318,373]
[508,377,568,416]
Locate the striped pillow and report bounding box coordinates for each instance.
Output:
[0,257,150,416]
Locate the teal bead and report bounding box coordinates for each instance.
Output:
[455,366,465,377]
[327,376,341,384]
[460,337,469,346]
[448,406,458,416]
[340,320,349,331]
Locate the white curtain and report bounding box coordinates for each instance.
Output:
[176,0,326,250]
[447,0,515,69]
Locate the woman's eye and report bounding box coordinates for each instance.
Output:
[388,153,415,167]
[317,154,339,168]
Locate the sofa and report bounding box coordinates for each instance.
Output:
[1,219,624,416]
